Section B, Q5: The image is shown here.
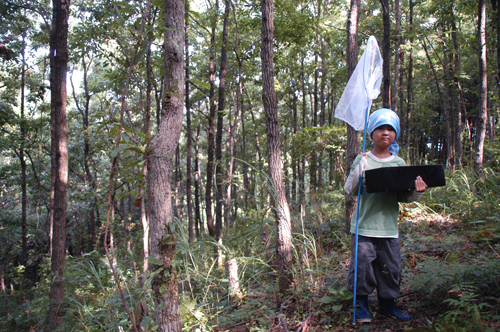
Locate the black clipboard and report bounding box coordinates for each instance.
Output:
[365,164,446,193]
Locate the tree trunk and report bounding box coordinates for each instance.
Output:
[141,38,153,284]
[344,0,360,233]
[449,0,463,167]
[380,0,391,108]
[319,29,326,189]
[205,1,218,238]
[225,258,242,300]
[406,0,414,155]
[236,56,249,210]
[292,84,298,202]
[194,126,203,236]
[49,0,70,329]
[398,51,405,143]
[20,35,28,288]
[442,38,453,168]
[261,0,292,294]
[216,0,230,244]
[300,59,306,219]
[147,0,184,329]
[83,55,97,251]
[225,91,242,232]
[496,0,500,117]
[310,53,318,192]
[392,0,401,112]
[474,0,487,180]
[185,5,194,243]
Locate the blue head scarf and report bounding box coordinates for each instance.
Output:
[367,108,400,155]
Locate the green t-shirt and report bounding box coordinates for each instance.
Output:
[348,152,415,236]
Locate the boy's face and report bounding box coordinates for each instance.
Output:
[371,124,396,150]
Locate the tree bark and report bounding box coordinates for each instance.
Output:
[310,53,318,192]
[185,4,194,243]
[300,59,306,219]
[194,126,203,236]
[49,0,70,329]
[406,0,414,155]
[449,0,463,167]
[20,34,28,288]
[147,0,184,330]
[225,258,242,300]
[474,0,487,180]
[83,55,97,251]
[261,0,292,294]
[392,0,401,112]
[344,0,360,233]
[215,0,230,244]
[319,26,326,189]
[205,0,219,238]
[141,37,153,284]
[442,38,453,168]
[380,0,391,108]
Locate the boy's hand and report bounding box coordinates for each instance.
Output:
[415,176,428,192]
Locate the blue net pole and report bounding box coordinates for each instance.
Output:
[352,102,370,325]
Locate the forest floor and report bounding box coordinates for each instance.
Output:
[216,213,500,332]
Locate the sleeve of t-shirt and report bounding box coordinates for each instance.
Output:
[344,154,367,196]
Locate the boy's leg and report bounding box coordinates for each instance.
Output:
[347,235,378,323]
[373,237,401,299]
[347,235,378,296]
[374,238,412,322]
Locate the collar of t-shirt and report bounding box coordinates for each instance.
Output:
[367,151,395,163]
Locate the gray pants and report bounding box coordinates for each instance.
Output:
[347,235,401,299]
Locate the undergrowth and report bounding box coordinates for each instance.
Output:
[1,167,500,331]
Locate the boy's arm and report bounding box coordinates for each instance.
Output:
[344,154,367,195]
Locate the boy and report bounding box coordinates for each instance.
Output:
[344,108,428,323]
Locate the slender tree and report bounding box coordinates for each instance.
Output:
[19,33,28,288]
[205,0,219,238]
[185,1,194,243]
[392,0,401,112]
[147,0,184,329]
[215,0,230,244]
[48,0,70,329]
[450,1,463,167]
[405,0,414,153]
[261,0,292,294]
[380,0,391,108]
[141,39,153,280]
[344,0,360,233]
[474,0,487,179]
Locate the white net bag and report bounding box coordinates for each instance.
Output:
[334,36,383,131]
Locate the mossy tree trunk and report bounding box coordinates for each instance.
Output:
[147,0,184,330]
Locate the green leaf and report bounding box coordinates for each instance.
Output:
[111,144,129,158]
[319,296,335,304]
[191,79,211,90]
[446,254,458,263]
[148,256,163,265]
[331,304,343,312]
[110,124,120,137]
